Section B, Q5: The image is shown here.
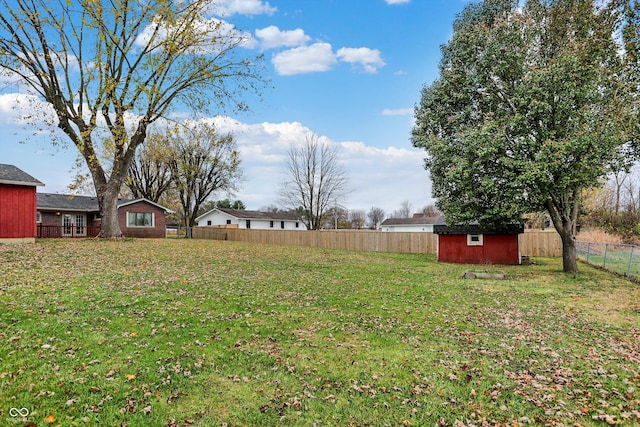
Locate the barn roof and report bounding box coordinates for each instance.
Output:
[433,216,524,235]
[0,164,44,187]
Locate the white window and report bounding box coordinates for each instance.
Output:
[467,234,483,246]
[36,211,42,223]
[127,212,154,227]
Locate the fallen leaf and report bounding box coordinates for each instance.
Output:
[126,374,136,381]
[44,414,55,423]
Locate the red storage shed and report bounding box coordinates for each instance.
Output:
[0,164,44,243]
[433,217,524,265]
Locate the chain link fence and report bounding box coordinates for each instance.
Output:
[576,241,640,279]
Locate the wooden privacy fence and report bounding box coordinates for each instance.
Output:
[193,227,563,257]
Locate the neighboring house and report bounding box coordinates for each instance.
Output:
[433,216,524,265]
[381,214,441,232]
[0,164,44,243]
[37,193,173,238]
[195,208,307,230]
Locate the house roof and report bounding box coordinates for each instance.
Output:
[196,207,302,222]
[381,215,441,226]
[0,164,44,187]
[37,193,173,213]
[37,193,101,212]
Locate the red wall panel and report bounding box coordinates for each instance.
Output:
[437,234,520,265]
[0,185,37,238]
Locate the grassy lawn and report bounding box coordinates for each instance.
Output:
[0,239,639,427]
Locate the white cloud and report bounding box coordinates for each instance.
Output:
[272,42,337,75]
[1,105,432,215]
[255,26,310,50]
[213,0,277,16]
[382,108,413,116]
[205,116,432,212]
[0,93,56,125]
[336,47,386,73]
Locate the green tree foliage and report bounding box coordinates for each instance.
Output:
[215,199,246,210]
[412,0,638,272]
[0,0,263,238]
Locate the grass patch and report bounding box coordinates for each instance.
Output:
[0,239,639,426]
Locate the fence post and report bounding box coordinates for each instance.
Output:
[628,246,634,277]
[586,242,591,263]
[603,243,609,269]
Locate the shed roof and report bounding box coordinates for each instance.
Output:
[0,164,44,187]
[433,216,524,235]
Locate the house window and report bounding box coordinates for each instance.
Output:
[226,219,231,225]
[467,234,483,246]
[281,221,285,229]
[270,221,274,228]
[36,211,41,223]
[246,220,251,229]
[127,212,154,227]
[207,220,212,226]
[296,222,299,228]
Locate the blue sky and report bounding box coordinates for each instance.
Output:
[1,0,472,216]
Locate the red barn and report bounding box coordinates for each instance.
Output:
[0,164,44,243]
[433,217,524,265]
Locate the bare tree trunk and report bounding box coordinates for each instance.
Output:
[546,192,580,273]
[98,188,122,239]
[558,227,578,273]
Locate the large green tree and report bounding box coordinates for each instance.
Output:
[0,0,263,238]
[412,0,638,272]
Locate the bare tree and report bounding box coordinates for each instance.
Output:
[126,133,174,203]
[322,206,349,229]
[169,123,242,227]
[367,207,385,230]
[0,0,263,237]
[393,200,413,218]
[349,209,366,229]
[421,204,440,217]
[280,134,349,230]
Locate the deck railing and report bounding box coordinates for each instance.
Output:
[37,224,101,238]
